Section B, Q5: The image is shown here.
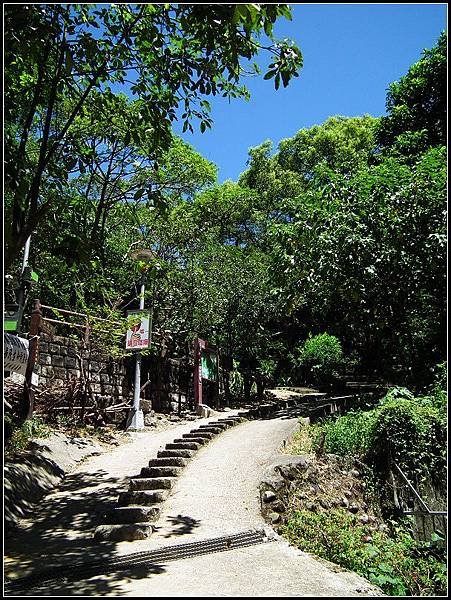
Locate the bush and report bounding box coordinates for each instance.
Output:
[295,332,344,386]
[311,388,446,487]
[281,509,447,596]
[314,409,379,457]
[367,397,446,487]
[6,416,51,455]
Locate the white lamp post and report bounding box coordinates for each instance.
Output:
[126,248,155,431]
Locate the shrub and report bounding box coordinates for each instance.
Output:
[295,332,344,386]
[367,397,446,487]
[6,416,51,455]
[311,389,446,487]
[315,409,379,457]
[281,509,447,596]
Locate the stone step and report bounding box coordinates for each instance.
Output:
[208,421,232,428]
[199,422,228,430]
[165,442,201,450]
[172,437,207,445]
[196,426,223,434]
[118,489,169,506]
[129,477,175,491]
[104,505,161,524]
[157,449,195,459]
[141,465,183,478]
[184,431,215,440]
[94,523,153,542]
[149,456,189,467]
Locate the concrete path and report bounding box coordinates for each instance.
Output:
[5,414,383,597]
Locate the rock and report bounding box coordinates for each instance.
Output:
[263,490,277,503]
[361,535,373,543]
[326,453,340,462]
[271,500,286,513]
[348,504,359,514]
[292,456,310,471]
[277,465,295,480]
[144,414,157,427]
[378,523,388,533]
[309,485,319,495]
[344,490,353,498]
[359,514,369,524]
[94,523,153,542]
[140,399,152,413]
[340,497,350,508]
[319,498,330,509]
[196,404,212,418]
[306,502,316,511]
[269,512,280,524]
[349,469,360,478]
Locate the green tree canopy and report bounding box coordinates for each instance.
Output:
[376,31,446,157]
[5,3,302,268]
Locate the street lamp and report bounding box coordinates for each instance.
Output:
[126,247,155,431]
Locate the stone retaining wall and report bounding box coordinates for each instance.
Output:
[36,334,132,404]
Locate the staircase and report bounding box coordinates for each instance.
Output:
[94,412,249,542]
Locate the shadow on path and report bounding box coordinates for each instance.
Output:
[4,468,157,596]
[6,562,167,597]
[160,514,202,538]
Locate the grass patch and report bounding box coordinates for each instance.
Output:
[5,414,51,456]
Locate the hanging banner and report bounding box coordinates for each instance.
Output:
[125,310,150,350]
[4,333,29,375]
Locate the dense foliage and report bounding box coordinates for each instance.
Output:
[5,3,302,268]
[282,509,446,596]
[5,7,446,393]
[310,384,447,488]
[285,377,447,596]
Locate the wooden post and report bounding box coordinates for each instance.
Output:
[21,299,42,421]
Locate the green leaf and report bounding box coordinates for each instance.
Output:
[263,70,277,80]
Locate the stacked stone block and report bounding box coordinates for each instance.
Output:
[93,412,250,542]
[36,334,131,405]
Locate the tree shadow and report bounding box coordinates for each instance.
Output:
[156,514,201,538]
[5,562,167,596]
[4,468,147,596]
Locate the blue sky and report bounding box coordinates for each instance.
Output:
[173,4,447,183]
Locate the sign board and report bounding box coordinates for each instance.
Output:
[201,349,217,381]
[4,305,20,333]
[4,332,29,375]
[125,310,150,350]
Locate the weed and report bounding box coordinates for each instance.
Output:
[6,415,51,455]
[281,509,447,596]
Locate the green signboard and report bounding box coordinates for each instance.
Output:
[4,319,19,332]
[201,350,217,381]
